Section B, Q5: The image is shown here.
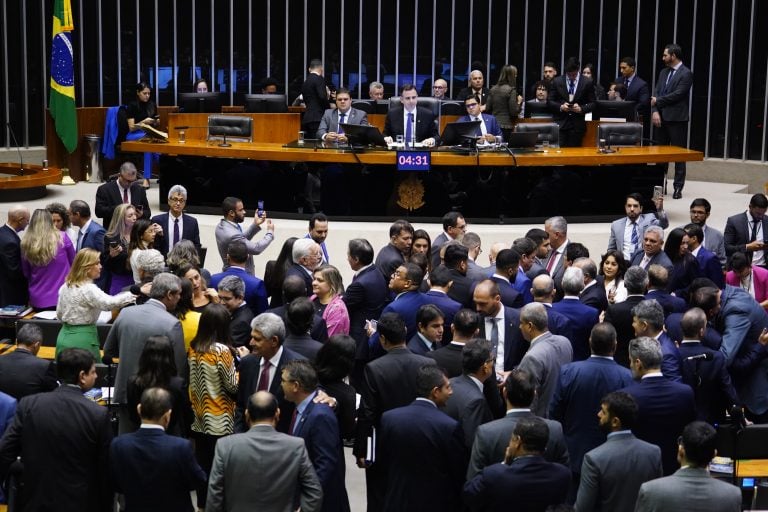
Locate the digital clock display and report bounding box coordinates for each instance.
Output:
[396,151,431,171]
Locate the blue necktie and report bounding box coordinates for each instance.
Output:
[338,112,345,134]
[406,112,414,145]
[568,80,575,95]
[631,222,639,248]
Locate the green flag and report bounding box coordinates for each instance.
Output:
[50,0,78,153]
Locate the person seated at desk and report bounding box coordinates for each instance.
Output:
[369,81,385,100]
[607,81,629,101]
[125,81,160,189]
[456,96,503,144]
[260,76,279,94]
[193,78,208,93]
[383,84,439,147]
[316,87,369,143]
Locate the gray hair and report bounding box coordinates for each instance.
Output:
[119,161,138,176]
[644,225,665,241]
[369,81,384,91]
[218,275,245,298]
[624,266,649,295]
[135,249,165,277]
[461,232,481,250]
[167,185,188,200]
[628,336,662,368]
[292,238,316,263]
[250,312,286,343]
[16,323,43,345]
[573,257,597,280]
[520,302,549,331]
[545,216,567,234]
[631,299,664,331]
[561,266,585,295]
[149,272,181,300]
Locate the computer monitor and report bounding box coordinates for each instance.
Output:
[340,123,388,148]
[244,94,288,113]
[178,92,223,113]
[440,120,481,146]
[524,100,552,118]
[373,100,390,114]
[592,100,638,121]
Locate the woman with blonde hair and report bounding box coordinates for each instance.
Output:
[56,248,136,359]
[102,203,137,294]
[486,64,522,141]
[21,208,75,310]
[311,264,350,336]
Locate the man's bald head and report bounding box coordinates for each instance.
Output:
[488,242,509,264]
[246,391,280,426]
[531,274,555,302]
[6,205,30,231]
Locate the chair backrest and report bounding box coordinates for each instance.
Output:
[597,122,643,146]
[417,97,440,117]
[515,122,560,146]
[207,115,253,142]
[439,101,466,116]
[524,100,553,119]
[389,97,402,111]
[351,100,374,114]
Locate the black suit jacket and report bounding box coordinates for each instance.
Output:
[301,72,330,126]
[444,374,493,448]
[427,342,464,377]
[266,305,329,344]
[374,243,405,280]
[383,106,440,143]
[94,180,151,229]
[617,74,651,118]
[478,306,528,370]
[446,267,475,308]
[678,341,740,424]
[724,211,768,261]
[603,295,646,367]
[0,349,57,400]
[580,281,609,312]
[0,224,28,307]
[229,304,255,347]
[150,212,201,258]
[548,75,595,132]
[343,265,389,361]
[285,263,314,296]
[653,64,693,122]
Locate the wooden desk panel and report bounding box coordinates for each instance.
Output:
[167,113,301,144]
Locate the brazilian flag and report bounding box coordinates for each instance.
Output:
[50,0,77,153]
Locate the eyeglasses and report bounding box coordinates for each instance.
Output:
[169,197,186,203]
[465,103,479,108]
[433,85,446,89]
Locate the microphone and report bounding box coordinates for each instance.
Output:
[685,352,713,361]
[6,122,24,176]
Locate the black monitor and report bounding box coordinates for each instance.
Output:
[179,92,222,113]
[524,100,552,118]
[340,123,387,148]
[351,100,374,114]
[373,100,390,114]
[591,100,638,121]
[440,120,481,146]
[244,94,288,113]
[439,101,465,116]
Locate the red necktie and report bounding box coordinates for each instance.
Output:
[546,251,558,273]
[122,187,128,204]
[289,409,298,435]
[256,361,271,391]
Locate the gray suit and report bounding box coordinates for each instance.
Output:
[635,466,741,512]
[702,225,726,268]
[316,107,368,139]
[467,409,569,479]
[443,374,493,448]
[466,260,490,282]
[207,423,323,512]
[517,332,573,418]
[214,219,274,275]
[103,299,186,405]
[608,213,669,261]
[574,431,662,512]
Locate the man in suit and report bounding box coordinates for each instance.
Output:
[632,299,683,381]
[282,360,350,512]
[635,421,741,512]
[552,267,599,361]
[678,308,740,424]
[518,302,573,417]
[68,200,105,253]
[524,228,551,280]
[104,273,186,434]
[617,56,651,128]
[574,391,662,512]
[428,309,480,378]
[629,225,674,273]
[383,84,439,147]
[461,232,491,282]
[549,323,634,495]
[217,275,255,347]
[0,348,112,512]
[407,304,444,355]
[651,43,694,199]
[375,219,414,279]
[456,69,491,108]
[267,276,329,344]
[150,184,201,258]
[354,313,436,512]
[110,387,207,512]
[489,248,524,308]
[422,265,462,343]
[284,298,324,361]
[0,323,57,399]
[207,391,323,512]
[285,238,322,297]
[684,223,725,287]
[444,339,494,448]
[620,336,696,475]
[512,238,542,304]
[724,192,768,268]
[456,95,503,143]
[531,274,571,336]
[573,257,609,312]
[604,266,649,367]
[317,87,369,144]
[378,365,466,512]
[301,59,331,139]
[544,216,570,296]
[646,264,687,316]
[607,192,669,261]
[214,196,275,275]
[474,279,528,376]
[94,161,151,229]
[464,416,571,511]
[209,240,269,316]
[306,213,331,263]
[548,57,595,147]
[431,211,467,269]
[689,197,726,267]
[443,244,476,307]
[236,312,307,433]
[0,205,29,307]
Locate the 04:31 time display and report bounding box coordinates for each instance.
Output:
[396,151,431,172]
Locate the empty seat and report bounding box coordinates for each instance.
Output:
[597,122,643,146]
[515,122,560,146]
[207,115,253,142]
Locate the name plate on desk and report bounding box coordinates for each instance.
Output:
[396,151,431,172]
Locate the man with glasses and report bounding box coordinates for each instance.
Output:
[151,184,201,258]
[383,84,439,147]
[457,96,503,144]
[432,78,450,100]
[686,198,725,268]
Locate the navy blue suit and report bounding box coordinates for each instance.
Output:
[621,375,696,475]
[695,246,725,289]
[343,265,389,366]
[489,276,523,309]
[379,400,466,512]
[616,74,651,121]
[478,307,528,371]
[646,289,686,317]
[678,341,740,424]
[406,334,436,356]
[375,244,405,281]
[580,282,609,313]
[285,263,314,296]
[658,331,683,382]
[110,427,206,512]
[209,266,268,315]
[77,220,106,253]
[604,295,646,367]
[456,113,503,139]
[293,398,350,512]
[150,212,201,258]
[368,291,427,359]
[422,290,461,344]
[446,268,475,308]
[542,304,570,337]
[549,356,634,474]
[665,312,722,350]
[552,297,600,361]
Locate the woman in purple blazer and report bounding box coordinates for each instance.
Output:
[311,264,350,337]
[726,251,768,309]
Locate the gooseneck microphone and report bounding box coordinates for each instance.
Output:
[6,122,24,176]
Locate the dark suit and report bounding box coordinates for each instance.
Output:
[549,356,634,475]
[604,295,646,367]
[0,349,57,399]
[552,297,600,361]
[229,303,255,347]
[658,331,683,382]
[653,62,693,190]
[464,454,570,512]
[0,224,28,307]
[235,347,307,433]
[110,427,207,512]
[580,281,609,312]
[375,243,404,280]
[489,275,523,309]
[378,400,466,512]
[383,106,440,143]
[678,341,740,424]
[646,288,687,317]
[293,399,350,512]
[301,72,331,137]
[665,312,722,350]
[548,75,596,147]
[150,212,201,258]
[724,210,768,262]
[422,289,462,344]
[695,246,725,288]
[444,375,493,448]
[94,179,151,229]
[542,304,570,337]
[284,334,324,361]
[621,375,696,475]
[446,267,475,308]
[456,112,503,139]
[430,232,450,269]
[368,290,427,360]
[427,342,464,377]
[406,333,436,356]
[478,307,528,371]
[77,219,106,253]
[0,386,113,512]
[285,263,314,297]
[630,249,674,274]
[343,265,388,373]
[617,73,651,127]
[266,305,328,344]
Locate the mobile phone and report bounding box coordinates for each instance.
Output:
[109,241,119,249]
[257,200,265,217]
[653,185,663,201]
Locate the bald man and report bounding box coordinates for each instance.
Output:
[432,78,450,100]
[0,206,30,306]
